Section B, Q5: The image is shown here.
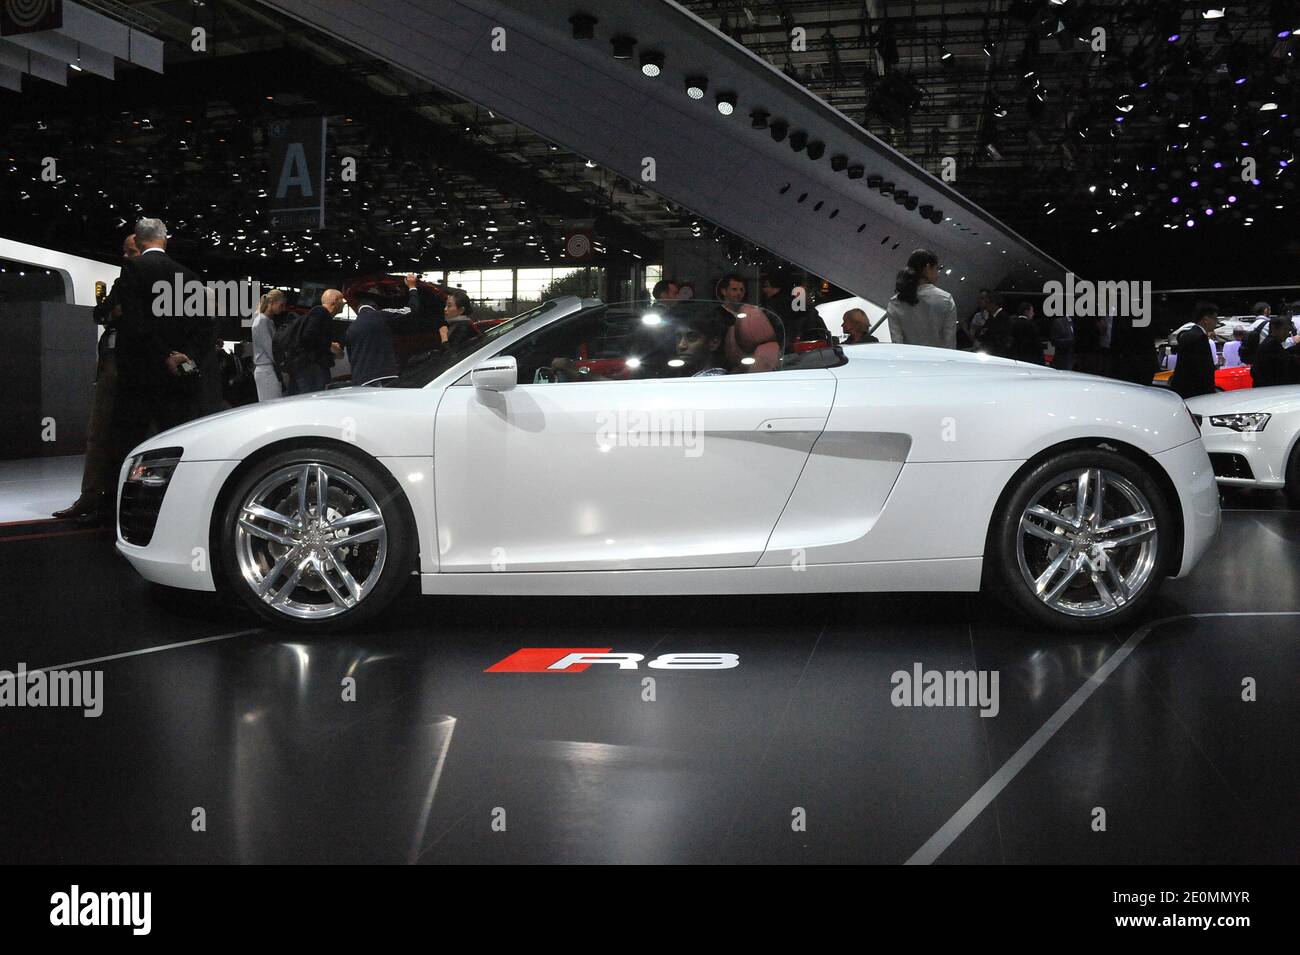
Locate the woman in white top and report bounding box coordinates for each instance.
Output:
[251,289,288,401]
[885,249,957,349]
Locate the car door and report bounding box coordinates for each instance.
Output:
[431,303,836,572]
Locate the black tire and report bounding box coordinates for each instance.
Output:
[217,445,416,631]
[1285,441,1300,509]
[987,448,1176,633]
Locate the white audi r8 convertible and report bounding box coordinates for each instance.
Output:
[117,297,1219,633]
[1187,386,1300,506]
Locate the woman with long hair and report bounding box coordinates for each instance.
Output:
[251,288,288,402]
[885,248,957,348]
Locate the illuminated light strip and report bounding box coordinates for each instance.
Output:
[906,611,1300,865]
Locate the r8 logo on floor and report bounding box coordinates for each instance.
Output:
[485,649,739,672]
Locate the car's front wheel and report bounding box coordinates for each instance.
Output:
[1285,440,1300,508]
[218,446,416,630]
[989,449,1174,632]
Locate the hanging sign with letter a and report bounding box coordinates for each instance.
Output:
[267,117,326,230]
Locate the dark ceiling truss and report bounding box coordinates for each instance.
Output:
[680,0,1300,262]
[0,0,701,278]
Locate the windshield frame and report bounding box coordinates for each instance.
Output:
[389,298,577,388]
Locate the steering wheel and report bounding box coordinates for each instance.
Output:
[534,364,576,383]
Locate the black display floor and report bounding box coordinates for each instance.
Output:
[0,496,1295,864]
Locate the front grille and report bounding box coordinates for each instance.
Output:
[1209,452,1254,480]
[119,481,167,545]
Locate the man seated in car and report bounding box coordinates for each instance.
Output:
[666,312,728,377]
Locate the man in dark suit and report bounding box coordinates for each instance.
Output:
[53,234,138,522]
[345,273,421,386]
[1109,311,1158,385]
[111,218,216,466]
[1251,317,1300,388]
[290,288,345,393]
[761,270,827,350]
[975,292,1014,357]
[1169,302,1219,400]
[1008,302,1045,364]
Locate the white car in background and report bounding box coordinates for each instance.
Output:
[1187,386,1300,506]
[116,297,1218,634]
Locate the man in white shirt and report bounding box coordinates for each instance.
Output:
[1222,329,1246,367]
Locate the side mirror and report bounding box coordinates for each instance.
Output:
[471,355,517,392]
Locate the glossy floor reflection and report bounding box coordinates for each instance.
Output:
[0,492,1295,864]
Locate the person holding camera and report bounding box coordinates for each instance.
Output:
[110,218,216,484]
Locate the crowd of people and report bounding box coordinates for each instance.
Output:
[53,219,466,525]
[652,270,832,352]
[1166,301,1300,396]
[879,246,1300,398]
[880,248,1158,382]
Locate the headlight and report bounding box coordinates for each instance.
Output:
[1208,413,1271,433]
[126,447,183,487]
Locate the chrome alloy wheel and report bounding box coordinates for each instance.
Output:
[1015,468,1159,619]
[234,463,388,620]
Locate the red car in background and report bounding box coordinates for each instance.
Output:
[1152,364,1254,392]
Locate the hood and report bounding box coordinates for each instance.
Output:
[1186,385,1300,415]
[133,385,427,459]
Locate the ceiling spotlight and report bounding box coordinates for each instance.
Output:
[569,13,597,40]
[919,203,934,217]
[879,180,895,195]
[806,140,825,159]
[716,91,737,115]
[750,108,769,128]
[830,154,848,172]
[894,189,910,204]
[1202,5,1226,18]
[610,35,636,59]
[940,45,954,61]
[1262,100,1279,111]
[770,120,788,142]
[867,174,883,188]
[904,195,919,210]
[992,102,1008,118]
[789,130,808,151]
[847,163,864,178]
[982,33,996,57]
[639,50,664,76]
[685,75,707,99]
[928,208,944,223]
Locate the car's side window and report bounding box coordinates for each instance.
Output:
[499,301,789,384]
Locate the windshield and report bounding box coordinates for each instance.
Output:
[389,299,562,388]
[497,299,843,385]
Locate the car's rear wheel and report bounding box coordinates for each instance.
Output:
[989,449,1174,632]
[218,446,415,630]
